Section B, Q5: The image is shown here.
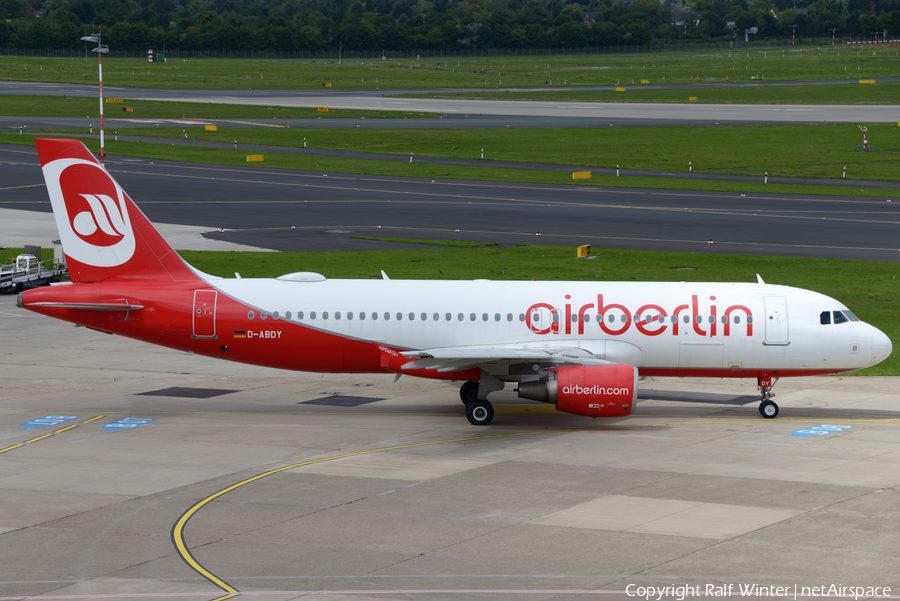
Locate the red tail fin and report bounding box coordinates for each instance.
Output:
[35,139,197,284]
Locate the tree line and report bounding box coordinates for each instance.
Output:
[1,0,898,52]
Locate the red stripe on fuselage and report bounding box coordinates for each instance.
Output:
[21,281,477,378]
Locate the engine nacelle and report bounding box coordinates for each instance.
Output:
[518,364,638,418]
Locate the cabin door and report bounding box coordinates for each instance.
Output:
[192,289,218,339]
[763,296,789,345]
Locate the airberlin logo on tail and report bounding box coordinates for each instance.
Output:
[71,193,127,245]
[42,158,135,267]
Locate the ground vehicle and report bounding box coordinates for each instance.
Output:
[0,254,66,293]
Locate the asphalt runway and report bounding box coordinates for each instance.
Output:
[2,114,765,130]
[3,81,899,124]
[3,291,900,600]
[188,96,900,124]
[2,143,899,261]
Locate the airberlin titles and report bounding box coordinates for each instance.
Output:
[526,294,754,338]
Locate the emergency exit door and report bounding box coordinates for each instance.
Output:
[192,289,218,338]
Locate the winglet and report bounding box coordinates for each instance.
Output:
[757,274,765,284]
[381,270,390,280]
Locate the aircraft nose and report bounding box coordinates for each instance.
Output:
[871,327,893,366]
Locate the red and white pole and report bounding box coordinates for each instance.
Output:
[98,28,105,164]
[863,134,868,152]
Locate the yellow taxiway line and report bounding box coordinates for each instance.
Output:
[171,428,575,596]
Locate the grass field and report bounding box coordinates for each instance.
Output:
[1,47,898,90]
[0,95,433,119]
[4,244,897,375]
[70,122,900,181]
[3,133,899,198]
[406,81,900,104]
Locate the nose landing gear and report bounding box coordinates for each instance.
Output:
[757,376,779,418]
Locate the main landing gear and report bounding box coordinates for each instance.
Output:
[461,380,494,425]
[466,398,494,425]
[758,376,779,419]
[460,380,478,405]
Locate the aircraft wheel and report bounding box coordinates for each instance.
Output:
[460,380,479,405]
[760,400,779,419]
[466,399,494,425]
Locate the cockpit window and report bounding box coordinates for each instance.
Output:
[833,311,849,325]
[820,311,831,325]
[844,311,860,322]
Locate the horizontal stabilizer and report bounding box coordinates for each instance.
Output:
[30,301,144,311]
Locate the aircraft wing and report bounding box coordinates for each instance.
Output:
[399,345,609,372]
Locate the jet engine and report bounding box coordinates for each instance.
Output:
[518,364,638,418]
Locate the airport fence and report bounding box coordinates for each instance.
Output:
[0,38,868,60]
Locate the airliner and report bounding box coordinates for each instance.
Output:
[18,139,892,425]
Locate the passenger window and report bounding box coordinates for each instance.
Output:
[397,312,403,321]
[458,313,464,321]
[507,313,513,321]
[310,311,316,320]
[683,315,690,323]
[670,315,677,323]
[584,314,591,322]
[495,313,501,321]
[322,312,329,320]
[608,314,615,323]
[384,312,390,320]
[481,313,487,321]
[519,314,525,321]
[747,316,753,324]
[554,314,561,323]
[720,315,726,324]
[446,313,452,321]
[695,315,702,323]
[285,311,291,320]
[470,313,476,321]
[347,312,353,320]
[261,312,267,320]
[372,312,378,320]
[409,312,415,320]
[820,311,831,325]
[297,311,304,320]
[833,311,848,324]
[422,313,428,321]
[359,312,365,320]
[335,312,341,320]
[273,311,280,319]
[433,313,439,321]
[248,311,255,319]
[734,315,741,324]
[708,316,714,324]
